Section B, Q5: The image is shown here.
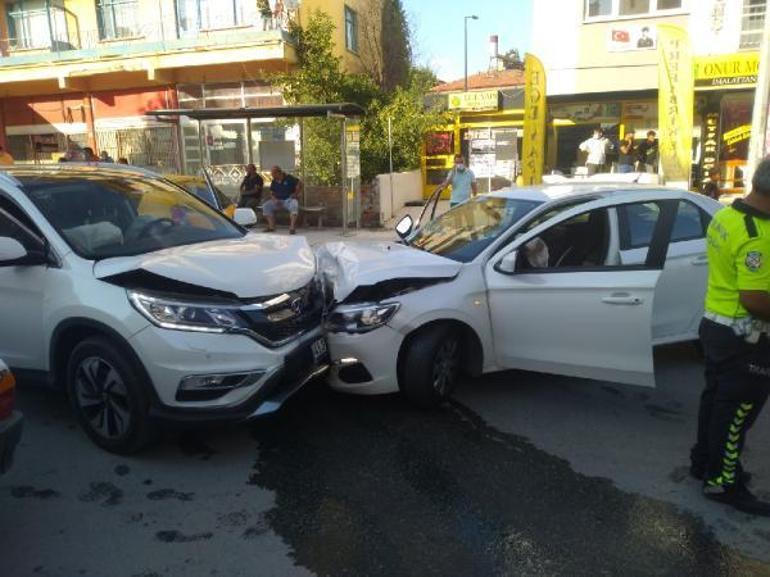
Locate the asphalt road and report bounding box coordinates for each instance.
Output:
[2,343,770,577]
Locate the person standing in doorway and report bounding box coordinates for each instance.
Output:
[689,158,770,516]
[617,133,636,173]
[440,154,478,208]
[703,170,723,201]
[579,127,611,175]
[637,130,659,173]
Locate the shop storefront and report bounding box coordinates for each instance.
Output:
[694,52,759,193]
[422,87,524,198]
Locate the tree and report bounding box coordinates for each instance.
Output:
[273,11,444,184]
[380,0,411,91]
[501,48,524,70]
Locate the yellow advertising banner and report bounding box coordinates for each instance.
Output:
[522,53,546,186]
[658,25,693,184]
[447,90,500,112]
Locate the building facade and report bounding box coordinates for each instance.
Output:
[530,0,765,192]
[424,68,525,197]
[0,0,378,178]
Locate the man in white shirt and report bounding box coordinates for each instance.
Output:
[579,128,612,175]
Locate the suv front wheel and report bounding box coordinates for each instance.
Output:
[67,337,155,454]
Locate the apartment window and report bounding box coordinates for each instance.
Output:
[344,5,358,53]
[6,0,69,50]
[585,0,684,20]
[176,0,256,34]
[741,0,766,50]
[97,0,140,40]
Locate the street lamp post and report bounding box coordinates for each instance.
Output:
[464,15,479,92]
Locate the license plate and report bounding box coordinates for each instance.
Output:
[310,337,328,363]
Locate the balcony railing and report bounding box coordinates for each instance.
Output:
[0,9,297,65]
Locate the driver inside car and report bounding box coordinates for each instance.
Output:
[524,237,550,268]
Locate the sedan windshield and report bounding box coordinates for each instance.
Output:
[410,196,542,262]
[17,172,244,259]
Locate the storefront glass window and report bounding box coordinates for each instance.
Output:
[720,93,753,190]
[425,132,454,156]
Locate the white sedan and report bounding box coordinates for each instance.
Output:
[318,184,721,407]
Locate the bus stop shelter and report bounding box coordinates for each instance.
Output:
[149,103,365,234]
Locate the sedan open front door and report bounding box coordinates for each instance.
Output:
[485,196,678,388]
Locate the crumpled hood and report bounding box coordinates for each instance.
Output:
[94,233,316,298]
[316,241,462,302]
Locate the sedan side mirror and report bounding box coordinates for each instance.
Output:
[233,208,257,227]
[0,236,47,267]
[395,215,414,239]
[496,250,519,274]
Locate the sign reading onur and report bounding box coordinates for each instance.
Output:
[694,53,759,89]
[447,90,500,112]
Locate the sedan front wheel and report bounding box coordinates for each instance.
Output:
[399,324,461,408]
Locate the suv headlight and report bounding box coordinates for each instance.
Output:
[326,303,400,334]
[129,291,248,334]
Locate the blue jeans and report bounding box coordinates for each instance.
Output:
[263,198,299,216]
[617,164,634,173]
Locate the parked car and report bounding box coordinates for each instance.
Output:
[319,184,721,407]
[0,359,22,473]
[0,165,328,453]
[165,174,239,219]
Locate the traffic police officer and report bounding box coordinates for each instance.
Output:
[690,158,770,516]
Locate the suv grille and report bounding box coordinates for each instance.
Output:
[239,281,323,347]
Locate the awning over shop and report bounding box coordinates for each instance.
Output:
[147,103,365,121]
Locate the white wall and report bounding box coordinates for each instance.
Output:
[530,0,582,96]
[376,170,422,223]
[691,0,745,56]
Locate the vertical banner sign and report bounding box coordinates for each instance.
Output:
[522,53,547,185]
[657,25,693,184]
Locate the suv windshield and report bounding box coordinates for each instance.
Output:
[16,172,244,259]
[410,196,543,262]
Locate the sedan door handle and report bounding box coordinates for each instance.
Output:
[691,255,709,266]
[601,293,643,306]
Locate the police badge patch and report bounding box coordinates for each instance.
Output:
[746,251,763,272]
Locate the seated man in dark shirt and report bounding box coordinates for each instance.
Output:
[263,165,303,234]
[239,163,264,211]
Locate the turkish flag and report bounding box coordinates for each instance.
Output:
[612,30,630,43]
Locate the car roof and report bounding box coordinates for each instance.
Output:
[0,163,165,182]
[487,183,690,204]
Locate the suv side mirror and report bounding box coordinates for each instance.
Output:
[496,251,519,274]
[233,208,257,227]
[0,236,48,267]
[395,215,414,239]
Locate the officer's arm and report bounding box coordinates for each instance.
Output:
[739,291,770,322]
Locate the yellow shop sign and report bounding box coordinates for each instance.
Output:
[694,53,759,89]
[448,90,500,112]
[723,124,752,146]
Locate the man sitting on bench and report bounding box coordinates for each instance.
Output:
[263,165,303,234]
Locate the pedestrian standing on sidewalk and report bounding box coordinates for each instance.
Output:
[689,158,770,516]
[617,133,636,173]
[702,170,722,201]
[637,130,659,173]
[439,154,478,208]
[578,127,611,175]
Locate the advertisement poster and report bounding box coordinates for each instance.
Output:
[608,24,657,52]
[522,53,546,185]
[658,24,694,184]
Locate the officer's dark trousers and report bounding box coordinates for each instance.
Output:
[691,319,770,486]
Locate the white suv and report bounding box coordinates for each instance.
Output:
[0,165,328,453]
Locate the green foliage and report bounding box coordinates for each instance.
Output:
[502,48,524,70]
[273,11,443,184]
[380,0,411,91]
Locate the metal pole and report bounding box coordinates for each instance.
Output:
[748,4,770,182]
[197,118,205,174]
[246,117,253,165]
[464,19,468,93]
[341,117,348,236]
[299,118,306,204]
[388,116,394,221]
